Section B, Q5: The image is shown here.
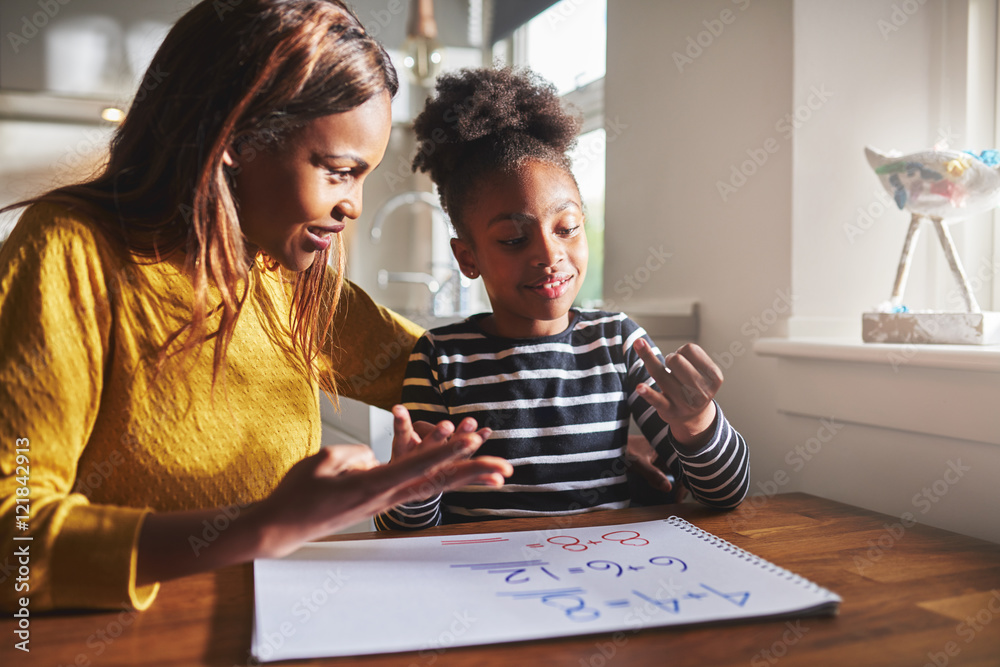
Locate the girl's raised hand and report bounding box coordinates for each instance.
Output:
[633,339,722,451]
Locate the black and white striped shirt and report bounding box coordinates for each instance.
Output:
[375,310,749,530]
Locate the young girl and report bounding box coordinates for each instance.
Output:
[376,67,749,529]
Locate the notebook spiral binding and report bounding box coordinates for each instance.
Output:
[666,516,838,599]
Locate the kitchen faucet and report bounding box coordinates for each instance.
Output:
[369,190,471,317]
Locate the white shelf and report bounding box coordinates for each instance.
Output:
[755,337,1000,373]
[754,337,999,446]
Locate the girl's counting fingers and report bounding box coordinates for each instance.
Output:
[636,381,676,417]
[391,405,420,455]
[635,339,693,412]
[676,343,724,391]
[412,420,436,438]
[663,352,712,407]
[418,418,457,450]
[633,338,672,386]
[456,417,478,434]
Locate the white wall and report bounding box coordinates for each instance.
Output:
[785,0,999,543]
[607,0,1000,544]
[605,0,794,513]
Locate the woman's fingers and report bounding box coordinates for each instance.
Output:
[315,444,379,475]
[257,434,511,554]
[380,429,480,487]
[468,454,511,481]
[411,416,479,440]
[382,456,513,508]
[360,440,512,510]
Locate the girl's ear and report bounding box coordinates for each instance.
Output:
[222,148,238,168]
[451,238,479,279]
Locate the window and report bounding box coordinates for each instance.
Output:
[785,0,1000,341]
[521,0,606,95]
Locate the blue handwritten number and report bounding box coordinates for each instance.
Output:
[648,556,688,572]
[541,594,600,622]
[503,569,529,584]
[586,560,624,577]
[631,589,680,614]
[700,584,750,607]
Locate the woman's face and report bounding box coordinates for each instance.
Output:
[232,92,392,272]
[452,159,588,339]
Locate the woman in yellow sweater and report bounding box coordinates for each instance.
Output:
[0,0,511,612]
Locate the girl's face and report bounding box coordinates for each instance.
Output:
[452,160,588,339]
[232,92,392,272]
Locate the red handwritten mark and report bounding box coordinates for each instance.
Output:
[601,531,649,547]
[440,537,509,546]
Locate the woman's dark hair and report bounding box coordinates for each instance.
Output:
[411,66,581,238]
[5,0,397,390]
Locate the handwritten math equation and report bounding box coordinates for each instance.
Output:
[449,530,750,623]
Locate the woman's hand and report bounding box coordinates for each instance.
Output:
[388,405,510,486]
[312,443,380,473]
[633,339,722,452]
[249,407,512,558]
[137,408,513,584]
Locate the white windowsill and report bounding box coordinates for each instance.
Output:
[753,337,999,446]
[754,337,1000,373]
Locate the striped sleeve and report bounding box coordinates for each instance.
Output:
[660,404,750,509]
[622,320,672,453]
[399,333,452,425]
[621,317,749,509]
[375,333,447,531]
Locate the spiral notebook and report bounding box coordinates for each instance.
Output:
[251,517,841,662]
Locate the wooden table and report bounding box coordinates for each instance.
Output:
[3,492,999,666]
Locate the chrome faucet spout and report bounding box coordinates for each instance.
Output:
[370,191,447,243]
[369,189,475,316]
[377,270,440,293]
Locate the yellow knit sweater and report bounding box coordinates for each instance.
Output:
[0,203,421,612]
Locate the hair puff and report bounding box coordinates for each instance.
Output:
[411,66,582,234]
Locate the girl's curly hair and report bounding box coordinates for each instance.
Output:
[411,66,582,237]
